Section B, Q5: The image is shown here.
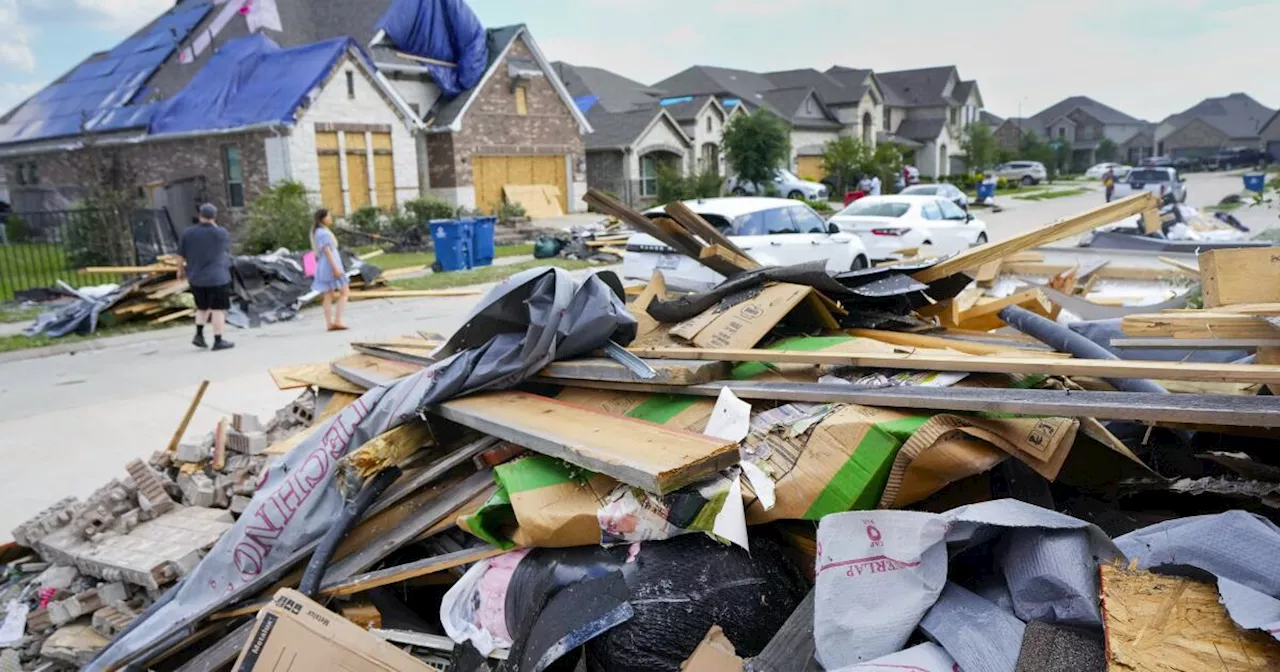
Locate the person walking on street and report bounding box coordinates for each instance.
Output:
[312,208,350,331]
[1103,168,1116,203]
[178,203,235,351]
[869,174,882,196]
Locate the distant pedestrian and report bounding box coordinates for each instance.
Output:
[1103,168,1116,203]
[869,174,882,196]
[858,175,872,194]
[311,208,350,331]
[178,203,234,351]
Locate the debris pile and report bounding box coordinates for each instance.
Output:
[532,216,630,263]
[5,189,1280,671]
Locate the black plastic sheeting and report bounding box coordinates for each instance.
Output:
[227,250,380,328]
[1068,318,1249,363]
[645,260,968,326]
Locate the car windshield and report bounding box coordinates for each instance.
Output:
[901,186,938,195]
[836,200,910,217]
[776,169,800,182]
[1128,170,1171,183]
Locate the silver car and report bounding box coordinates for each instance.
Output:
[728,169,829,200]
[994,161,1047,186]
[900,183,969,209]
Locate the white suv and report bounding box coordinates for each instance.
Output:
[623,197,869,291]
[994,161,1047,186]
[728,169,829,200]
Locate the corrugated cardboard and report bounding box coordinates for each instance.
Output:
[232,589,437,671]
[671,283,838,349]
[681,625,743,672]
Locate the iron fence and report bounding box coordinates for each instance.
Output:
[0,208,179,301]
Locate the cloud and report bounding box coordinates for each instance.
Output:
[0,2,35,72]
[0,81,42,118]
[16,0,174,32]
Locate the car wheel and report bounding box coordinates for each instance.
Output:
[973,233,988,246]
[788,190,805,200]
[732,187,746,196]
[850,255,869,271]
[1021,176,1034,186]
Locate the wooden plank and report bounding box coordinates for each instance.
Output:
[1003,262,1181,282]
[550,379,1280,428]
[1112,338,1280,349]
[1121,313,1279,339]
[323,546,504,597]
[348,289,482,300]
[339,422,434,481]
[1157,255,1201,279]
[699,244,758,274]
[664,200,755,262]
[974,260,1002,285]
[1140,208,1163,234]
[358,249,386,261]
[431,391,740,494]
[948,289,1051,331]
[1200,247,1280,308]
[330,353,422,388]
[151,308,194,324]
[79,265,175,274]
[272,362,369,394]
[651,216,707,257]
[1186,303,1280,316]
[583,189,697,257]
[912,192,1157,283]
[540,357,732,385]
[846,329,1070,358]
[212,418,227,471]
[628,346,1280,384]
[378,265,428,279]
[166,380,209,452]
[1100,564,1280,672]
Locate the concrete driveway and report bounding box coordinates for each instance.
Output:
[0,171,1275,535]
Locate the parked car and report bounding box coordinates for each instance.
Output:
[827,195,988,261]
[1209,147,1271,171]
[1085,162,1128,179]
[1112,167,1186,203]
[993,161,1047,185]
[1143,156,1174,168]
[899,183,968,210]
[1172,156,1206,173]
[623,197,868,291]
[728,169,829,200]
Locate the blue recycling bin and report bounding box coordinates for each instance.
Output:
[429,219,473,272]
[1244,173,1267,193]
[470,216,497,267]
[976,181,996,201]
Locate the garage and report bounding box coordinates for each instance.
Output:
[472,155,567,214]
[796,156,826,182]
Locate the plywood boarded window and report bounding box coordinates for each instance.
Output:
[345,132,371,211]
[316,131,344,216]
[515,85,528,116]
[372,132,395,211]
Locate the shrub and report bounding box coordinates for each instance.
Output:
[803,198,833,214]
[348,205,382,234]
[497,201,526,222]
[656,166,723,204]
[243,181,312,254]
[65,204,137,268]
[402,197,456,224]
[4,215,30,243]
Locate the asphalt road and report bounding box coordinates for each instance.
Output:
[0,171,1273,535]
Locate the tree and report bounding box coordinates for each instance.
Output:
[243,181,313,253]
[820,137,871,196]
[959,122,998,171]
[1097,138,1119,163]
[869,143,904,189]
[1019,131,1057,180]
[722,109,791,192]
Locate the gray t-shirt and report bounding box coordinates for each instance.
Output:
[179,223,232,287]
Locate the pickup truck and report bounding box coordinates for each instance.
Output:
[1112,167,1186,203]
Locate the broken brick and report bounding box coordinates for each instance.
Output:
[125,459,176,515]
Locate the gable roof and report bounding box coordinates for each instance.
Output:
[764,68,861,105]
[1029,96,1142,128]
[553,62,660,114]
[760,87,841,130]
[652,66,783,114]
[980,110,1004,127]
[426,25,591,134]
[895,118,947,143]
[875,66,958,107]
[1165,93,1274,139]
[585,105,689,150]
[657,94,722,123]
[824,66,876,102]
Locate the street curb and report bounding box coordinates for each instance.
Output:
[0,329,181,365]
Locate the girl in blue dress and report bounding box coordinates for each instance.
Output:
[311,208,350,331]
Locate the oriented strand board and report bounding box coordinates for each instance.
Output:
[1100,564,1280,671]
[1200,247,1280,308]
[503,184,564,219]
[1121,313,1279,340]
[431,391,740,494]
[269,362,368,394]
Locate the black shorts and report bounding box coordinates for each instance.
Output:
[191,284,232,311]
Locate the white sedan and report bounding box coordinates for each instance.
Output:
[1085,162,1129,179]
[622,197,870,291]
[827,195,989,260]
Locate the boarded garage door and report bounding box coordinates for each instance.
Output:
[796,156,826,182]
[473,155,567,215]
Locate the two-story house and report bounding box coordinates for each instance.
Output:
[872,67,983,177]
[1156,93,1275,159]
[1016,97,1151,168]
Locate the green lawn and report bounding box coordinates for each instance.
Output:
[0,243,123,301]
[361,243,534,271]
[0,305,40,324]
[1206,200,1244,213]
[390,258,598,291]
[1012,188,1091,202]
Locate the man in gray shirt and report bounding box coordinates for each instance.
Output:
[178,203,235,351]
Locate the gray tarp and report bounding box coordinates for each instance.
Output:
[85,267,636,671]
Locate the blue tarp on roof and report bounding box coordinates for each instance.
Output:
[374,0,488,98]
[574,95,599,114]
[149,35,359,136]
[0,1,211,144]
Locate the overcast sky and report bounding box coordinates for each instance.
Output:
[2,0,1276,122]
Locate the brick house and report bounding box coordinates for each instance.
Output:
[422,26,591,213]
[1155,93,1275,158]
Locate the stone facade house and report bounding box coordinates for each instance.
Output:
[581,107,693,206]
[1259,109,1280,161]
[1019,96,1150,168]
[869,67,984,177]
[1155,93,1275,159]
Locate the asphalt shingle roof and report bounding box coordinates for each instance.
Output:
[823,66,874,101]
[653,66,790,117]
[553,62,660,114]
[657,94,716,122]
[1029,96,1142,128]
[584,106,671,149]
[980,110,1004,126]
[1166,93,1275,139]
[428,25,522,129]
[764,69,861,105]
[894,117,947,142]
[875,66,958,107]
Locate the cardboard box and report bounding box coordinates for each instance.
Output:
[232,589,437,671]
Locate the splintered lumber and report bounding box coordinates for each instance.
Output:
[1099,564,1280,671]
[1156,255,1201,279]
[699,245,759,273]
[974,259,1002,285]
[348,289,482,300]
[338,422,434,481]
[539,357,731,385]
[947,289,1052,331]
[627,346,1280,384]
[665,200,756,262]
[1191,303,1280,316]
[912,192,1157,283]
[551,379,1280,427]
[1111,337,1280,349]
[269,362,368,394]
[585,189,688,252]
[845,329,1070,358]
[358,249,386,261]
[1003,262,1180,282]
[151,308,194,324]
[323,546,505,597]
[1140,208,1163,234]
[431,391,740,493]
[1121,313,1279,339]
[1200,247,1280,308]
[79,264,175,275]
[166,380,209,452]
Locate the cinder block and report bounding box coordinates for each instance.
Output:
[174,441,208,464]
[11,497,79,547]
[233,413,264,433]
[37,565,79,591]
[126,459,176,515]
[91,604,136,638]
[181,473,216,508]
[226,429,269,455]
[230,495,252,514]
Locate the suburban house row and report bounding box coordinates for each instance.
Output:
[1,0,1275,227]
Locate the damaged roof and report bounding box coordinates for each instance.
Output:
[657,95,721,123]
[585,106,688,150]
[652,65,841,127]
[554,62,662,114]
